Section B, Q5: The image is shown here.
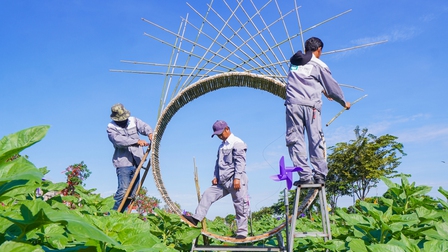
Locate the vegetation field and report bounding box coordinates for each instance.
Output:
[1,126,447,251]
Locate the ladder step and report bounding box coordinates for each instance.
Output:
[191,245,282,251]
[293,232,330,238]
[295,183,324,188]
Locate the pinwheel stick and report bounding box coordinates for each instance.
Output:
[326,94,368,127]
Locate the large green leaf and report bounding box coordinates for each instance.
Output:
[175,227,202,244]
[367,243,406,252]
[438,187,448,200]
[120,232,160,248]
[0,241,45,252]
[0,156,42,181]
[0,155,43,198]
[387,234,421,252]
[348,238,368,252]
[1,200,120,247]
[39,224,69,250]
[0,125,49,163]
[335,209,370,226]
[421,240,448,252]
[422,222,448,241]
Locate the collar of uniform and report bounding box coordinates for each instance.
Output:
[222,133,235,146]
[311,54,329,70]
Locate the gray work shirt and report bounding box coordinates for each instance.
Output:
[214,133,247,184]
[285,54,347,111]
[107,116,153,168]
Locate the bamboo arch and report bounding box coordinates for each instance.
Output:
[150,71,318,243]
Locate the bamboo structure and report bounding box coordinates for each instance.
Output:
[111,0,386,245]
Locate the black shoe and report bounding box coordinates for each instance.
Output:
[293,178,314,186]
[234,235,246,239]
[314,174,326,184]
[182,215,199,226]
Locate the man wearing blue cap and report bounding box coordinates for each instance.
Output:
[183,120,249,239]
[286,37,351,185]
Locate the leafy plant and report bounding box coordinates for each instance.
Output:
[0,126,199,251]
[61,161,91,196]
[1,126,447,251]
[134,186,161,216]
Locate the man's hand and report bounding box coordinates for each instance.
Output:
[233,179,241,190]
[212,178,218,185]
[345,101,351,110]
[148,133,153,141]
[137,140,149,146]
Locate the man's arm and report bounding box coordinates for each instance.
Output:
[107,126,138,147]
[320,68,349,108]
[135,117,153,138]
[232,142,247,190]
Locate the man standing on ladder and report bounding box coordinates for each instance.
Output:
[285,37,351,185]
[107,103,153,212]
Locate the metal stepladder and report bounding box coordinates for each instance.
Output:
[117,147,151,213]
[288,183,332,252]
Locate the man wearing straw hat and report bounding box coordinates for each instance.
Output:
[183,120,249,239]
[107,103,153,212]
[285,37,351,186]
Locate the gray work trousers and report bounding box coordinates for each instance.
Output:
[285,103,328,180]
[193,173,249,236]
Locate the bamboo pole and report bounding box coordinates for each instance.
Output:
[117,147,151,213]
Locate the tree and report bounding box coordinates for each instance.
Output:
[327,126,406,202]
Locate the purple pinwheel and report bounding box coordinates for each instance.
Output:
[270,156,302,190]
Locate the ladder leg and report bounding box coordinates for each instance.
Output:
[289,184,331,248]
[288,186,301,252]
[276,232,286,252]
[317,188,328,242]
[320,186,332,240]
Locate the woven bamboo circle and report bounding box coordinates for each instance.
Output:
[150,72,316,243]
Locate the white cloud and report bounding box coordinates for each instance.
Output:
[396,126,448,143]
[389,25,422,42]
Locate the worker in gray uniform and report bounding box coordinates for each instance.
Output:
[183,120,249,239]
[285,37,351,185]
[107,103,153,212]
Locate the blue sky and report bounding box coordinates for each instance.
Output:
[1,1,448,218]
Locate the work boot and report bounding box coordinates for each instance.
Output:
[293,178,314,186]
[182,215,199,226]
[314,174,326,184]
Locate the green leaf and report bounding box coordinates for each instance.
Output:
[422,222,448,241]
[381,176,398,189]
[0,125,50,163]
[120,232,160,248]
[0,205,58,237]
[421,240,448,252]
[368,243,406,252]
[348,238,368,252]
[438,187,448,200]
[438,198,448,209]
[3,200,120,247]
[0,241,45,252]
[175,227,202,244]
[335,209,369,226]
[415,206,442,221]
[387,234,421,252]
